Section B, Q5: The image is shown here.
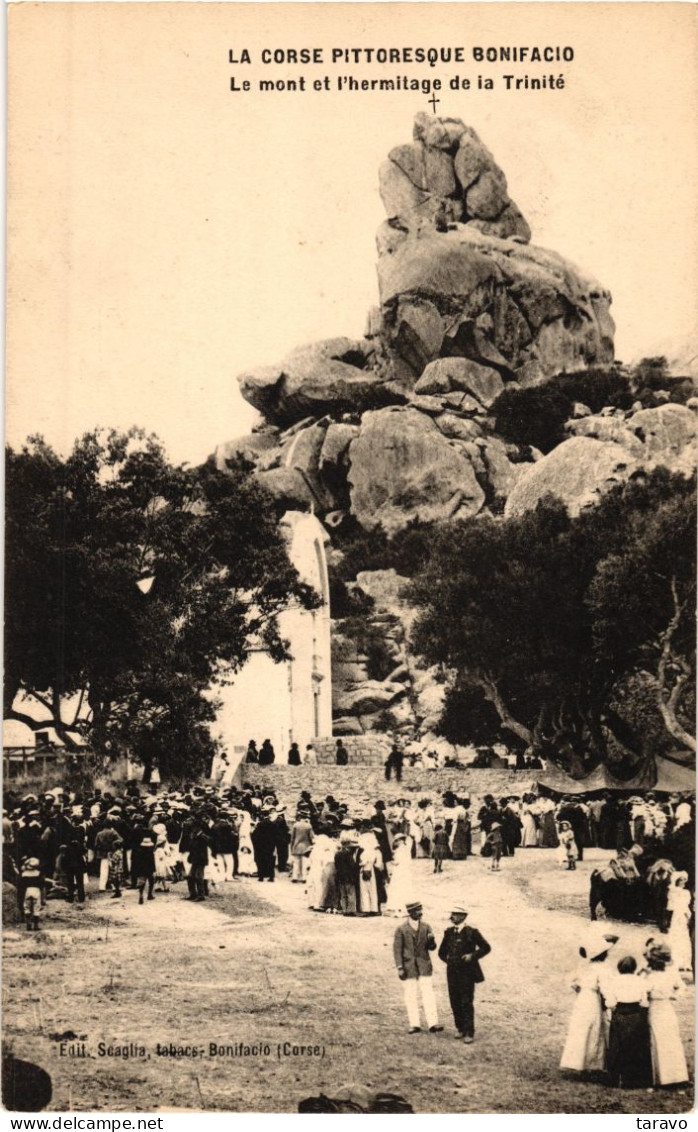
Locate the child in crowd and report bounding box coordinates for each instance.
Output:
[485,822,503,871]
[432,824,449,874]
[20,857,44,932]
[603,956,652,1088]
[558,821,578,870]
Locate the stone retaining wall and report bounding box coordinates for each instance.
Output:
[237,765,532,814]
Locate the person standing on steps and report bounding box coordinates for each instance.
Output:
[393,901,443,1034]
[438,904,491,1042]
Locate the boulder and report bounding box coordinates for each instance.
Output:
[333,680,408,715]
[255,467,317,510]
[237,337,400,425]
[435,413,483,441]
[478,436,525,498]
[504,437,639,518]
[414,357,504,406]
[214,428,280,471]
[332,716,365,736]
[347,408,486,533]
[378,227,614,385]
[626,404,696,468]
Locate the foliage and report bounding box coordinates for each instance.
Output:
[340,616,395,682]
[437,682,507,747]
[407,469,696,772]
[5,430,319,777]
[330,517,437,583]
[491,367,633,454]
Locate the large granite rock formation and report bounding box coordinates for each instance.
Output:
[218,114,695,738]
[229,113,618,535]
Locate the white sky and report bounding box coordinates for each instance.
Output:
[6,3,698,467]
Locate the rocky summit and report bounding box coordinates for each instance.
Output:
[228,114,619,533]
[220,114,696,738]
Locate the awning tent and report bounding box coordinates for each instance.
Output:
[537,755,695,796]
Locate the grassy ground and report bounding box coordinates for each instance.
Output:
[2,847,694,1114]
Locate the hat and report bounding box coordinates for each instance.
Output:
[646,941,672,966]
[405,902,423,914]
[559,821,571,830]
[23,857,40,869]
[450,904,468,916]
[581,928,614,960]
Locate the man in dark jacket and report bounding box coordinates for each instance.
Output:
[438,904,491,1042]
[251,809,277,882]
[186,821,209,901]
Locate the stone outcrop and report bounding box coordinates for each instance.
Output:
[229,113,617,536]
[505,436,638,518]
[216,114,694,740]
[378,228,614,389]
[506,402,697,519]
[347,407,485,533]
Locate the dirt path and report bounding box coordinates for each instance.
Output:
[3,850,693,1113]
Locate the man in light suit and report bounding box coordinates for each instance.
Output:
[438,904,491,1042]
[393,901,444,1034]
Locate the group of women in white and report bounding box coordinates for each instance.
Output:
[560,927,690,1089]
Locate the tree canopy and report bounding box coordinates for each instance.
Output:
[5,429,319,777]
[407,469,696,774]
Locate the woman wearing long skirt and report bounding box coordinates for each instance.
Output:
[357,832,382,915]
[384,835,415,916]
[306,831,334,910]
[521,799,538,848]
[450,804,471,860]
[603,956,653,1088]
[644,942,689,1087]
[560,932,613,1073]
[667,873,693,976]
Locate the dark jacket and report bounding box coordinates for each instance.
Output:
[438,924,491,983]
[393,920,437,978]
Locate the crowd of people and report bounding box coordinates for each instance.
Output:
[4,778,694,932]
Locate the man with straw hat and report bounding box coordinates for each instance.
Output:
[393,901,443,1034]
[438,904,491,1042]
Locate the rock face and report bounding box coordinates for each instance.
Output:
[231,113,617,536]
[378,228,614,389]
[347,407,485,533]
[217,114,695,739]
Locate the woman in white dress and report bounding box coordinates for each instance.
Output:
[644,941,689,1086]
[357,830,383,915]
[521,796,539,848]
[305,830,335,910]
[236,811,257,877]
[560,931,614,1073]
[667,873,693,976]
[383,834,416,917]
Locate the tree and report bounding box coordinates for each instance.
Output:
[5,430,319,777]
[407,469,696,773]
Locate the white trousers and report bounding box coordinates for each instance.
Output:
[292,854,307,881]
[403,975,438,1029]
[219,853,235,879]
[98,858,110,891]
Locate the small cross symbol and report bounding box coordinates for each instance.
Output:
[428,94,440,114]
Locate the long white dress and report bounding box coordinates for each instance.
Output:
[236,812,256,876]
[384,842,416,916]
[646,969,689,1085]
[305,835,334,909]
[357,835,382,914]
[667,885,693,973]
[560,962,607,1072]
[521,805,538,848]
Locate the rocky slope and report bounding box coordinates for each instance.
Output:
[217,114,696,739]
